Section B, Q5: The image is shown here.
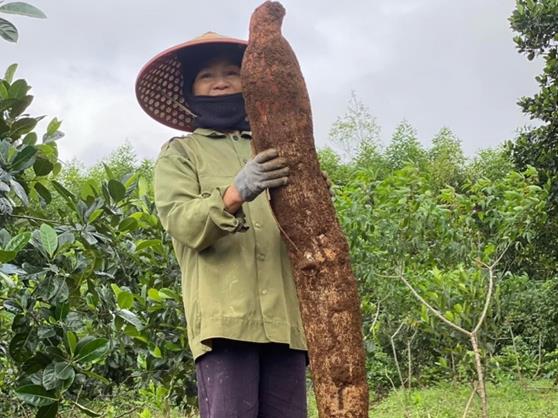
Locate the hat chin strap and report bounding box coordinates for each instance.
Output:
[159,92,197,117]
[186,93,251,132]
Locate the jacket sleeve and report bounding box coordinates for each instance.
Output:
[154,152,247,251]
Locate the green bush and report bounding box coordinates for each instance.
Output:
[0,66,196,418]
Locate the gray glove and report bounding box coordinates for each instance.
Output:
[234,148,289,202]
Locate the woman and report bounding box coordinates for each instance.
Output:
[136,32,308,418]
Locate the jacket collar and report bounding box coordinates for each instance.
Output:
[194,128,252,139]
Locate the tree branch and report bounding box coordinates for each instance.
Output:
[390,321,405,388]
[473,262,495,335]
[397,271,471,336]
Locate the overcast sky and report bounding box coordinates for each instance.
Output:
[0,0,542,166]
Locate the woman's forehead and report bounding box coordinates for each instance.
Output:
[200,56,240,69]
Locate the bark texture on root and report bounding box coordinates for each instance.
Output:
[241,2,369,417]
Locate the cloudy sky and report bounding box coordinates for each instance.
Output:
[0,0,542,166]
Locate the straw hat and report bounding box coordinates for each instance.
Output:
[135,32,247,132]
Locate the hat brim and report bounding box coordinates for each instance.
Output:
[136,36,247,132]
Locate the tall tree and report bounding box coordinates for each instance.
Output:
[385,120,427,171]
[329,91,381,161]
[428,127,465,189]
[466,146,515,183]
[508,0,558,277]
[509,0,558,194]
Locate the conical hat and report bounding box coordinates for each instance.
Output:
[135,32,247,132]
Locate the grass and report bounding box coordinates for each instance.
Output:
[14,379,557,417]
[361,379,558,418]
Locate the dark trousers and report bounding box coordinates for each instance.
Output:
[195,339,307,418]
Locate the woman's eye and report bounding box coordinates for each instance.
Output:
[225,68,240,75]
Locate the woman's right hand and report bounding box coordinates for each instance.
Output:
[233,148,289,202]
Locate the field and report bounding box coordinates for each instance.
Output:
[29,379,554,418]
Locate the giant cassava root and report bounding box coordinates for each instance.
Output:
[241,2,369,417]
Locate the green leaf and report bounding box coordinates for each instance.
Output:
[4,63,17,83]
[80,181,97,199]
[108,179,126,202]
[40,278,68,305]
[57,231,75,250]
[116,309,144,330]
[10,179,28,205]
[46,117,61,135]
[9,332,32,363]
[138,176,148,197]
[11,313,28,333]
[50,162,61,175]
[8,78,29,98]
[5,231,30,251]
[39,223,57,258]
[81,231,98,245]
[0,17,17,42]
[51,180,75,207]
[37,402,59,418]
[136,239,163,252]
[159,288,179,300]
[0,97,19,112]
[150,345,162,358]
[88,208,103,223]
[0,2,46,18]
[22,131,37,145]
[34,182,52,203]
[75,337,109,363]
[9,94,32,116]
[80,368,110,385]
[0,81,8,98]
[54,361,75,380]
[117,291,134,309]
[54,301,69,320]
[15,384,57,407]
[0,249,17,262]
[42,363,61,391]
[10,144,36,172]
[0,197,12,215]
[444,311,455,322]
[147,288,161,302]
[420,304,429,322]
[164,341,182,352]
[10,116,38,138]
[110,282,122,297]
[103,163,115,180]
[33,157,54,176]
[74,336,94,352]
[36,143,58,160]
[64,330,77,355]
[118,217,138,232]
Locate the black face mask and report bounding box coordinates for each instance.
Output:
[185,93,251,132]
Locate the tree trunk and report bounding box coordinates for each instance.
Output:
[241,2,369,417]
[470,332,489,418]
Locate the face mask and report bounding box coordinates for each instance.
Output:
[185,93,250,133]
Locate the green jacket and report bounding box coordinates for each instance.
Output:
[153,128,307,360]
